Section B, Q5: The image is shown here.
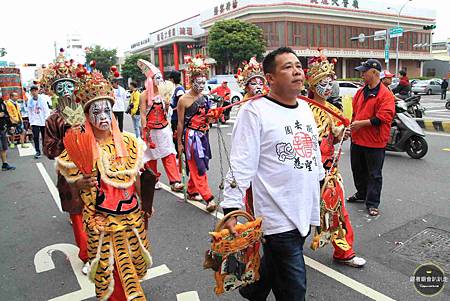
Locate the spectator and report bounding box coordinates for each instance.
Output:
[381,70,402,102]
[441,78,448,100]
[28,86,50,158]
[6,92,27,148]
[211,81,232,123]
[393,70,410,98]
[111,78,126,131]
[16,91,30,147]
[128,81,141,138]
[222,47,324,300]
[0,95,16,170]
[168,70,185,154]
[348,59,395,216]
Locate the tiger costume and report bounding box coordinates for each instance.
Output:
[56,132,152,300]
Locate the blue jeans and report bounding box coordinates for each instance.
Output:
[132,115,141,138]
[239,229,308,301]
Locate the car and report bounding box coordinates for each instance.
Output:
[207,75,244,103]
[412,80,442,95]
[337,81,359,97]
[389,78,400,91]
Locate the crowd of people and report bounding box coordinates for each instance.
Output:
[0,45,412,300]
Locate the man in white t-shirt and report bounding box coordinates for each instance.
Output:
[222,47,324,301]
[111,78,126,131]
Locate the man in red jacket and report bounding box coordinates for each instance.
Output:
[347,59,395,217]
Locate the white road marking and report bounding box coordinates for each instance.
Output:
[17,143,35,157]
[36,163,63,212]
[210,124,230,128]
[425,131,450,137]
[177,291,201,301]
[159,183,396,301]
[227,133,232,136]
[34,243,172,301]
[425,109,447,113]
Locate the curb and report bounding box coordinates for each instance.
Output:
[415,119,450,133]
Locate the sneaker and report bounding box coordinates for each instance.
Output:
[335,256,366,268]
[81,262,90,275]
[21,144,30,148]
[346,193,364,203]
[171,182,184,192]
[206,200,217,212]
[188,193,203,202]
[154,181,162,190]
[34,152,41,159]
[9,143,15,149]
[2,163,16,171]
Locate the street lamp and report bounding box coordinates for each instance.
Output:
[387,0,412,77]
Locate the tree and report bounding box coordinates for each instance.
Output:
[121,53,149,86]
[208,20,266,74]
[85,45,117,77]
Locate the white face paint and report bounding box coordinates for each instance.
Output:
[192,76,206,93]
[88,100,113,131]
[153,73,163,85]
[315,77,333,99]
[247,77,265,96]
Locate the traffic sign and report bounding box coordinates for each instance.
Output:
[389,26,404,38]
[374,30,387,41]
[0,61,7,67]
[358,33,366,43]
[384,44,390,63]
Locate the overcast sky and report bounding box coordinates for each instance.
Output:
[1,0,448,66]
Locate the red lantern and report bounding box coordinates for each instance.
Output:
[114,71,120,78]
[110,66,118,72]
[90,60,96,68]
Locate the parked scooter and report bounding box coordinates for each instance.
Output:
[402,95,425,118]
[386,101,428,159]
[446,99,450,110]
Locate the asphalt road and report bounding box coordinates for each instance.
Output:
[419,94,450,120]
[0,107,449,301]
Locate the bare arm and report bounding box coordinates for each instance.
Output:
[177,95,187,152]
[140,92,147,132]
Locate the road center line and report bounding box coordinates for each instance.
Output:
[159,183,396,301]
[36,162,63,213]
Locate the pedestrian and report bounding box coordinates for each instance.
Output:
[177,55,216,211]
[16,90,30,147]
[28,85,50,158]
[306,53,366,268]
[221,47,324,301]
[0,93,16,170]
[127,81,141,138]
[347,59,395,217]
[40,52,90,274]
[137,59,184,192]
[393,70,410,98]
[168,70,185,154]
[111,78,126,132]
[56,69,152,300]
[6,92,27,148]
[380,70,402,102]
[441,78,448,100]
[211,80,231,122]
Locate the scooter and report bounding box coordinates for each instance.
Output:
[445,99,450,110]
[386,101,428,159]
[403,95,425,118]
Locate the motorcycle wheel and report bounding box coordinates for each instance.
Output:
[414,109,423,118]
[446,101,450,110]
[406,136,428,159]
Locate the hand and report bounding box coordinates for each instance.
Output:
[178,142,184,153]
[223,216,238,237]
[350,120,367,131]
[343,128,351,141]
[74,174,97,190]
[145,206,156,219]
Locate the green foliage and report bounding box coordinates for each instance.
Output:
[85,45,117,77]
[208,20,266,72]
[121,54,149,86]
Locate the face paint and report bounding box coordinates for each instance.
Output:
[315,77,333,99]
[153,73,163,85]
[247,77,265,96]
[55,80,75,98]
[192,76,206,93]
[88,99,113,131]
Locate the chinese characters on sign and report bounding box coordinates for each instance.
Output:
[214,0,238,16]
[156,27,194,42]
[131,38,150,49]
[310,0,359,8]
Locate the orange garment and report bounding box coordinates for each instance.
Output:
[69,213,89,263]
[145,153,181,184]
[186,154,214,202]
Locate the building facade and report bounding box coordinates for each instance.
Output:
[128,0,436,80]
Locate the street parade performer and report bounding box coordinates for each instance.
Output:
[236,56,267,102]
[40,49,90,274]
[306,52,366,268]
[138,59,184,192]
[220,47,324,300]
[176,54,217,212]
[56,68,152,300]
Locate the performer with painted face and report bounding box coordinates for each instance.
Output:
[236,57,267,101]
[40,49,90,274]
[306,52,366,268]
[56,69,152,300]
[176,55,216,212]
[138,59,183,192]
